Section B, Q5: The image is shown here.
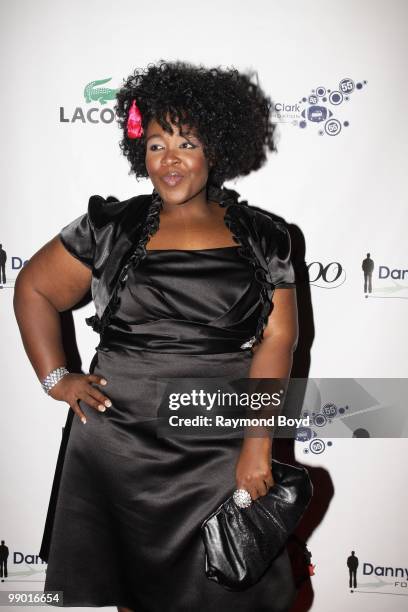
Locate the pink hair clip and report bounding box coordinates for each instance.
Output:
[127,99,144,139]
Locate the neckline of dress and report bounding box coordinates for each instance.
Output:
[145,185,244,251]
[146,246,240,253]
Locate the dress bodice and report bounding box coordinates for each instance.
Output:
[58,186,296,349]
[98,246,263,354]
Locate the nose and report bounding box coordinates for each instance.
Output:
[160,145,181,167]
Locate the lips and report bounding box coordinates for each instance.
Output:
[161,173,184,187]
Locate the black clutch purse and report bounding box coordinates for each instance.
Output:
[200,459,313,591]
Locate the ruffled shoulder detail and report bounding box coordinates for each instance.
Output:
[220,194,295,349]
[85,190,162,334]
[59,194,124,271]
[59,194,142,332]
[87,194,133,229]
[206,185,274,348]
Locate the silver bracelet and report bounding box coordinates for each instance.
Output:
[41,366,70,395]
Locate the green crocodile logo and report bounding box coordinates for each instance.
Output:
[84,78,118,105]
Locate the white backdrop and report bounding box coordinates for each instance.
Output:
[1,0,407,610]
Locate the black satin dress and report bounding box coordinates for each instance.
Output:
[42,246,297,611]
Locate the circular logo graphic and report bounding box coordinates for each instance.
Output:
[310,439,326,454]
[352,428,370,438]
[339,78,355,94]
[329,91,343,105]
[313,413,327,427]
[323,403,338,418]
[325,119,342,136]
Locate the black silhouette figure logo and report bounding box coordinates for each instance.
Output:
[347,550,358,588]
[0,539,8,580]
[0,244,6,285]
[362,253,374,294]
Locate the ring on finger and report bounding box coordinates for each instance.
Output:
[233,488,252,508]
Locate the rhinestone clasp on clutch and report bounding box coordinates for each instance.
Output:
[240,335,256,350]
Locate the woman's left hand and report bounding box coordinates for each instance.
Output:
[235,439,275,500]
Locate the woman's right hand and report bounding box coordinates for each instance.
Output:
[48,373,111,424]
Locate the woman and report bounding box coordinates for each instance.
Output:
[14,60,298,611]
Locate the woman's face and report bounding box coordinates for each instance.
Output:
[145,115,210,205]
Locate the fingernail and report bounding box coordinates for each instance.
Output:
[98,404,106,412]
[81,417,87,424]
[100,379,107,385]
[104,399,112,407]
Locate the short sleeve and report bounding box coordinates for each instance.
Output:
[268,221,296,288]
[59,210,96,270]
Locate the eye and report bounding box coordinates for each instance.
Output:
[148,141,198,151]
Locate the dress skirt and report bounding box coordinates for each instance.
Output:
[42,346,297,611]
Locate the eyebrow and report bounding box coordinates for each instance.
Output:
[146,131,198,143]
[146,133,163,142]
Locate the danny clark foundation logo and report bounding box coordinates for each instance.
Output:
[0,244,27,289]
[59,77,119,125]
[272,76,367,136]
[346,549,408,597]
[0,538,46,582]
[361,252,408,299]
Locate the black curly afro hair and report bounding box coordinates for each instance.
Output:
[115,59,278,187]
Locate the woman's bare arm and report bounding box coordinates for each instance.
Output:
[13,235,93,380]
[235,288,298,498]
[13,235,111,421]
[249,287,298,378]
